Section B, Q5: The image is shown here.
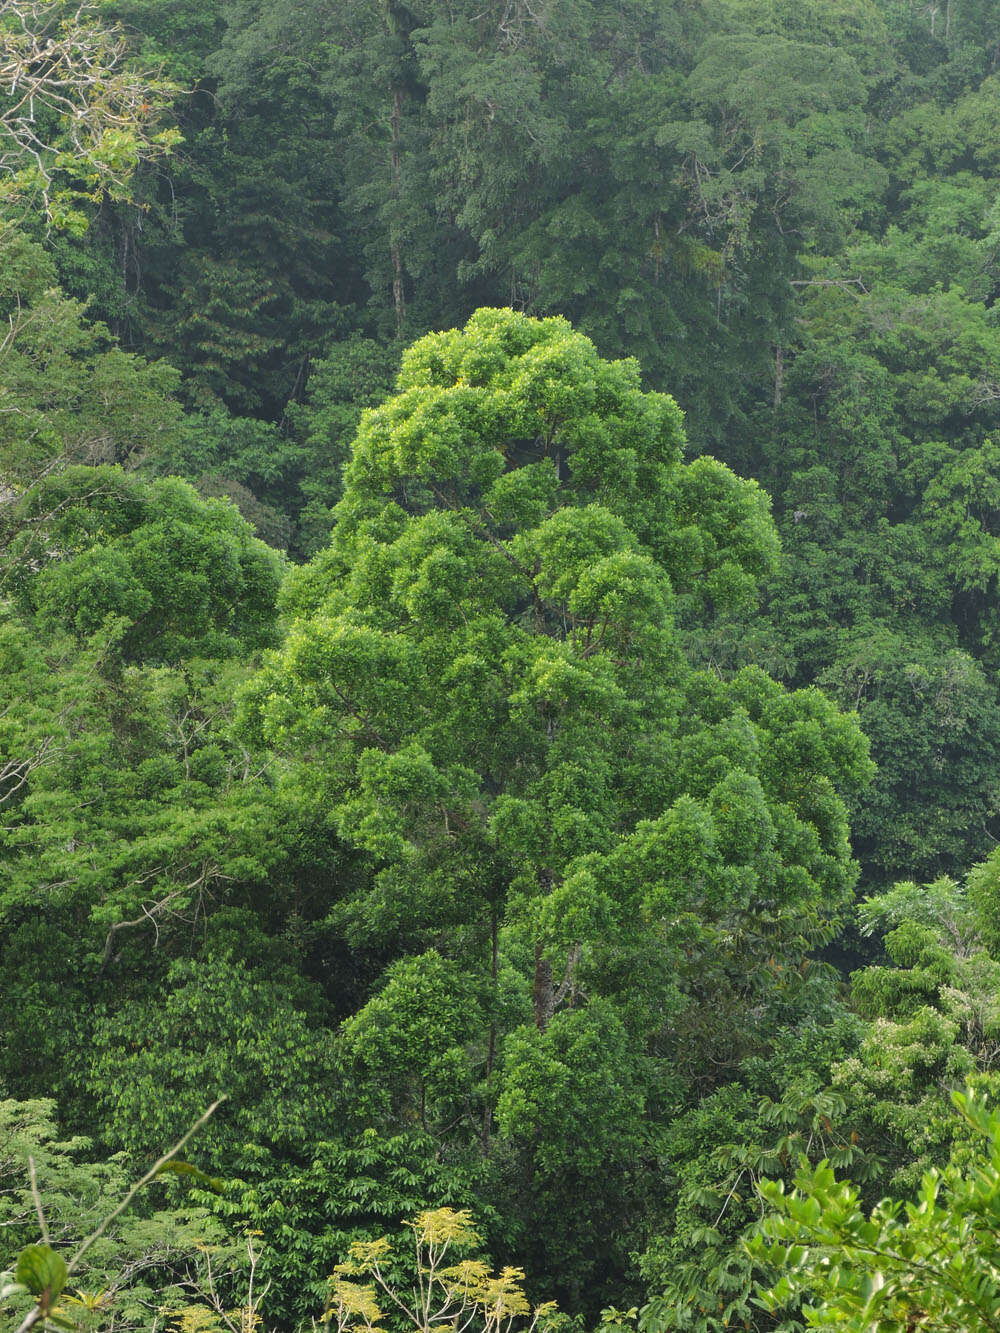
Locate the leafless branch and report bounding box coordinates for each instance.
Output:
[0,0,180,220]
[99,865,218,969]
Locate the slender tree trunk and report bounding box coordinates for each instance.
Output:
[533,940,554,1031]
[390,86,406,333]
[774,343,784,410]
[533,939,582,1030]
[482,912,499,1150]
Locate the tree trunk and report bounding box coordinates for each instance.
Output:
[390,86,406,333]
[533,940,554,1031]
[482,912,499,1149]
[774,343,784,410]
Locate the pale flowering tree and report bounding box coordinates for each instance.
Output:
[0,0,179,228]
[0,4,182,587]
[325,1209,560,1333]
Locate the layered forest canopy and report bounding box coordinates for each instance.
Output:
[6,0,1000,1330]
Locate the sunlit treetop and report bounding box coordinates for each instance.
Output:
[287,307,779,626]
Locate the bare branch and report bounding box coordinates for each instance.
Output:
[99,867,218,969]
[0,0,180,222]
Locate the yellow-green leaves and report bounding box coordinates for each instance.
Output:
[325,1207,559,1333]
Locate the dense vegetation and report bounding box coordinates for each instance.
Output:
[6,0,1000,1328]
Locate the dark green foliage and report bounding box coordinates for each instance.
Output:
[204,1132,486,1330]
[88,955,335,1160]
[12,1,1000,1325]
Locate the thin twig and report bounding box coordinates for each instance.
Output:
[67,1098,226,1274]
[27,1158,49,1245]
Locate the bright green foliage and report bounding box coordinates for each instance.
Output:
[53,0,1000,885]
[724,57,1000,885]
[754,1090,1000,1333]
[0,1099,121,1258]
[827,874,1000,1191]
[0,464,282,954]
[246,310,868,1015]
[243,308,871,1301]
[0,465,288,1125]
[829,1009,975,1194]
[0,631,275,958]
[6,466,282,658]
[337,950,484,1133]
[0,232,189,483]
[637,856,1000,1331]
[853,877,985,1024]
[6,465,281,660]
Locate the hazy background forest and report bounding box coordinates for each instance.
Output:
[7,0,1000,1328]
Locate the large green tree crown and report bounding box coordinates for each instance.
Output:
[245,310,869,977]
[237,314,870,1296]
[287,307,779,621]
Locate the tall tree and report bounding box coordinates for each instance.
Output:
[241,308,872,1301]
